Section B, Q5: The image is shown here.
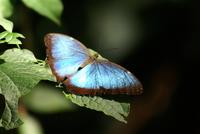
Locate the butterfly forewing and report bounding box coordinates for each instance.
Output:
[44,33,90,81]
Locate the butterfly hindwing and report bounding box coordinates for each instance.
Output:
[65,60,143,95]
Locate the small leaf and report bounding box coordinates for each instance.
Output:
[0,40,5,43]
[12,33,25,38]
[0,31,25,45]
[0,0,13,18]
[0,17,13,32]
[0,48,55,129]
[22,0,63,25]
[8,38,22,45]
[0,31,9,39]
[5,32,13,42]
[0,0,13,32]
[64,92,130,123]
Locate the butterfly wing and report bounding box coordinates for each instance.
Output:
[44,33,90,81]
[64,60,143,95]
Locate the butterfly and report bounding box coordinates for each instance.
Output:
[44,33,143,95]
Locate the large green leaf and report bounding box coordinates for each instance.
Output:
[23,83,75,114]
[21,0,63,25]
[0,48,55,130]
[64,93,130,123]
[0,70,22,129]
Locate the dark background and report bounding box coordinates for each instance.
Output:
[1,0,199,134]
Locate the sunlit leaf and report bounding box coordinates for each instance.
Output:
[0,0,13,18]
[7,38,22,45]
[0,18,13,32]
[0,48,55,130]
[64,93,130,123]
[0,31,9,39]
[0,31,25,45]
[21,0,63,25]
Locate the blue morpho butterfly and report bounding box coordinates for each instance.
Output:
[44,33,143,95]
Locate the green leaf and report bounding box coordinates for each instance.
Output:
[0,70,23,129]
[21,0,63,25]
[18,114,43,134]
[0,17,13,32]
[0,31,25,45]
[0,48,36,63]
[0,31,9,39]
[0,48,55,130]
[7,38,22,45]
[0,0,13,18]
[64,93,130,123]
[23,83,75,114]
[12,33,25,38]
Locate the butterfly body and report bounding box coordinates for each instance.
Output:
[44,33,143,95]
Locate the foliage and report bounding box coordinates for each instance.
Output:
[0,0,13,32]
[21,0,63,25]
[0,31,25,46]
[0,0,131,130]
[64,93,130,123]
[0,49,54,129]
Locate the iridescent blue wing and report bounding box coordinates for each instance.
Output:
[45,33,143,95]
[44,33,89,81]
[65,60,143,95]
